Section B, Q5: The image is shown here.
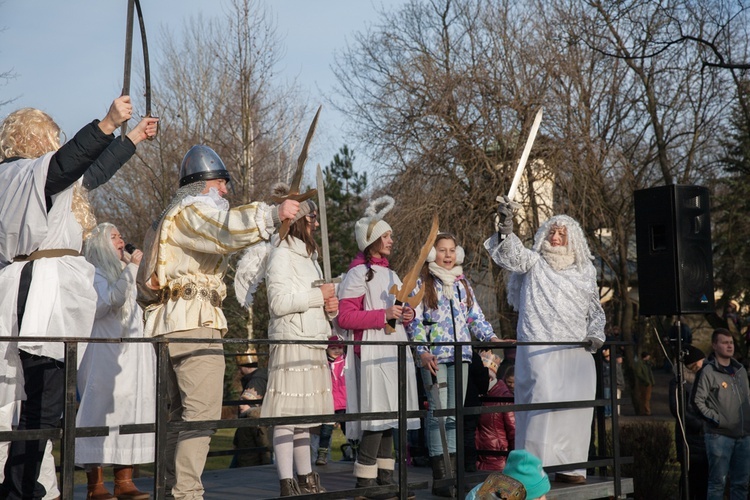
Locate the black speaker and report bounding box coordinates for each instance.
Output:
[634,184,714,316]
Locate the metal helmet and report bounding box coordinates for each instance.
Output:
[178,145,231,187]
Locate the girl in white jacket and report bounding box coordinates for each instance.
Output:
[261,203,338,496]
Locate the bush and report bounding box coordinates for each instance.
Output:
[617,422,678,499]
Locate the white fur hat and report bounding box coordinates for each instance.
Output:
[355,196,395,251]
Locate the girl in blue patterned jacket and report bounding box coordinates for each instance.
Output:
[406,233,500,496]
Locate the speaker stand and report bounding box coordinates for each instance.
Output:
[674,318,689,500]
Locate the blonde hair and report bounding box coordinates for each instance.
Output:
[0,108,62,160]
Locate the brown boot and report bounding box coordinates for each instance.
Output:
[279,477,301,496]
[86,467,116,500]
[113,466,150,499]
[298,471,326,494]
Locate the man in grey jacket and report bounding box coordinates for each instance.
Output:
[692,328,750,500]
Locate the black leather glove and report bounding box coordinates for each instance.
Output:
[495,195,514,236]
[585,336,604,354]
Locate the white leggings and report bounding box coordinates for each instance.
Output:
[272,425,312,480]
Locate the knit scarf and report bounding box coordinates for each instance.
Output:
[348,251,389,270]
[540,240,575,271]
[428,262,463,300]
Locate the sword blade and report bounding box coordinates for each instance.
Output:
[316,164,332,282]
[134,0,152,117]
[506,107,543,202]
[290,105,322,192]
[121,0,135,137]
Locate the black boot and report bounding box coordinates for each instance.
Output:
[430,456,456,498]
[354,462,397,500]
[377,467,415,500]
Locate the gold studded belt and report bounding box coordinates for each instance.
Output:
[160,283,222,307]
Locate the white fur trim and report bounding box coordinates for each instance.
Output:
[181,187,229,211]
[355,196,396,251]
[353,462,378,478]
[376,458,395,471]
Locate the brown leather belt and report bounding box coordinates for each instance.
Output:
[14,249,81,262]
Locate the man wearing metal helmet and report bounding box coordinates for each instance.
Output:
[137,145,310,500]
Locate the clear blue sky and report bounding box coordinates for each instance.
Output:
[1,0,398,173]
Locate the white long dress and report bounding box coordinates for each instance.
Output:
[75,264,156,465]
[338,263,420,439]
[484,233,605,477]
[0,154,97,407]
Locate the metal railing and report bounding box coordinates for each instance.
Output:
[0,336,630,499]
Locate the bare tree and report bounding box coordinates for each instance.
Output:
[332,0,745,346]
[91,0,309,348]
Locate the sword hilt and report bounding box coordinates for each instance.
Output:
[311,277,342,287]
[385,299,403,334]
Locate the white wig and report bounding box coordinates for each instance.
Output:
[84,223,124,285]
[506,214,596,310]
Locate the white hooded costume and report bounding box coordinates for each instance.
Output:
[484,215,605,477]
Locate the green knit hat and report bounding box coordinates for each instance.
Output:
[504,450,550,499]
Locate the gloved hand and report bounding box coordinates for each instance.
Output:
[495,195,515,236]
[291,199,317,223]
[585,336,604,354]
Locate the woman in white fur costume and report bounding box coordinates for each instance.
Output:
[484,199,605,484]
[76,223,155,500]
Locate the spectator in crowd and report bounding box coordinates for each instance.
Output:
[337,196,420,498]
[230,350,271,468]
[0,96,156,500]
[692,328,750,500]
[601,347,624,418]
[463,350,491,473]
[137,145,303,499]
[475,354,515,471]
[669,345,708,500]
[466,449,550,500]
[497,346,516,381]
[76,223,155,500]
[406,232,500,496]
[633,352,655,416]
[485,203,605,485]
[316,335,348,466]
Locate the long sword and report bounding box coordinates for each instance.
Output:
[312,164,340,286]
[499,107,544,204]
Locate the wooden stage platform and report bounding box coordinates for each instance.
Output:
[72,461,633,499]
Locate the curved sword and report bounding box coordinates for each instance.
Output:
[271,105,322,240]
[121,0,156,138]
[386,214,439,334]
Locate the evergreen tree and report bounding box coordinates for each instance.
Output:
[713,84,750,304]
[319,145,367,277]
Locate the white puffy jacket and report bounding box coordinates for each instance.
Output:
[266,234,333,345]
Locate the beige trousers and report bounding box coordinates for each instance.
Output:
[164,327,225,500]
